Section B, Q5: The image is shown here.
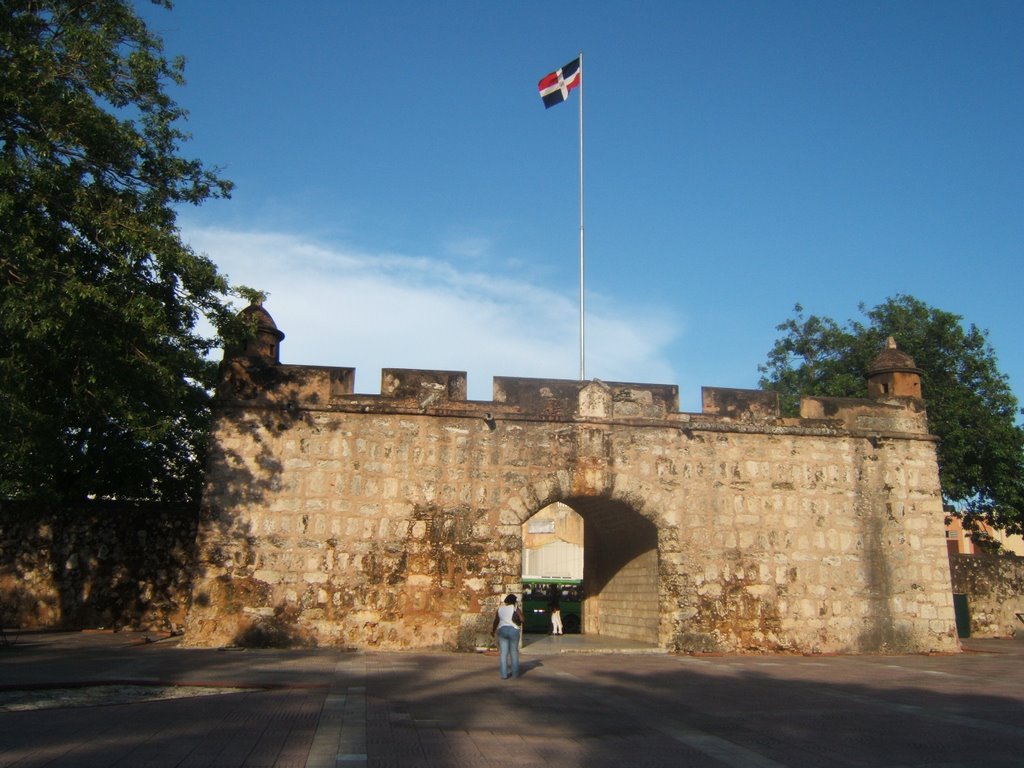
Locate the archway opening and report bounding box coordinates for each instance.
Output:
[520,497,659,645]
[520,502,583,633]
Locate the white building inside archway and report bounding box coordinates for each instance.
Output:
[522,502,583,580]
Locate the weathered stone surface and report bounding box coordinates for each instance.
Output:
[701,387,779,421]
[0,502,197,631]
[183,362,959,655]
[949,552,1024,637]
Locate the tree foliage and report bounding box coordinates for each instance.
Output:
[760,295,1024,537]
[1,0,258,503]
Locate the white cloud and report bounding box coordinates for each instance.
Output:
[185,225,681,401]
[443,235,494,260]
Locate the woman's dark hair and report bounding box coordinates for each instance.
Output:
[504,594,518,605]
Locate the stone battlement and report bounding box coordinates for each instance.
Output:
[218,361,931,438]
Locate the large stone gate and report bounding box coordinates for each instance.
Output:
[183,306,959,653]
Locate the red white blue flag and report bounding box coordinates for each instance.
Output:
[538,58,581,109]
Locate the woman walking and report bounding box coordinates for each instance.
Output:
[549,591,563,635]
[491,594,524,679]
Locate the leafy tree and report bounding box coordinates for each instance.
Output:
[1,0,258,504]
[760,295,1024,538]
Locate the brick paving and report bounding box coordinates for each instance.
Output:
[1,631,1023,767]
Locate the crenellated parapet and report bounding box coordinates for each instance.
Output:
[215,304,931,439]
[800,395,929,436]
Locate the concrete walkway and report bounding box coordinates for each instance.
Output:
[521,631,666,655]
[2,630,1023,767]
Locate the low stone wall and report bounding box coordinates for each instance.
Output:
[949,553,1024,638]
[0,502,197,632]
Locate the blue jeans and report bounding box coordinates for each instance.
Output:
[497,626,520,679]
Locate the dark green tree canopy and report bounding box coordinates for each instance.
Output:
[1,0,257,503]
[760,295,1024,537]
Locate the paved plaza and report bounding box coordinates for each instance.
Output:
[1,630,1023,767]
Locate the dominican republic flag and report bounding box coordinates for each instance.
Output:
[538,57,581,108]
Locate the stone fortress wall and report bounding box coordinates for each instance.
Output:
[181,306,960,654]
[0,501,197,632]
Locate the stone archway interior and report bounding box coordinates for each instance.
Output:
[569,496,659,645]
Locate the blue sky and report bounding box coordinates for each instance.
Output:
[139,1,1023,411]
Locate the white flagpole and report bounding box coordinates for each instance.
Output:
[578,51,585,381]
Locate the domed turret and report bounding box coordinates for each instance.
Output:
[227,302,285,364]
[866,337,923,400]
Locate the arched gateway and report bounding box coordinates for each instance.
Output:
[183,310,958,654]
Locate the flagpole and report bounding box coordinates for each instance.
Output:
[578,50,585,381]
